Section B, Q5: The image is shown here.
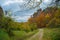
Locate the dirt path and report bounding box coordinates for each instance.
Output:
[27,29,44,40]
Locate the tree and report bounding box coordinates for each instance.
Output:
[0,7,14,37]
[0,7,3,17]
[28,7,60,28]
[46,7,60,28]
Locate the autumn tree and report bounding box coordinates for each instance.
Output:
[28,7,59,28]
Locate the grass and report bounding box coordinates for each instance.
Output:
[11,30,38,40]
[0,28,60,40]
[0,29,38,40]
[43,28,60,40]
[0,29,10,40]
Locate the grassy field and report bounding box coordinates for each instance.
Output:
[11,30,38,40]
[0,29,10,40]
[43,28,60,40]
[0,28,60,40]
[0,29,38,40]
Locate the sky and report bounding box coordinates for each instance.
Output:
[0,0,56,22]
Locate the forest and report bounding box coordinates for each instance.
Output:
[0,0,60,40]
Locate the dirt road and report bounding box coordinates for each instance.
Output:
[27,29,44,40]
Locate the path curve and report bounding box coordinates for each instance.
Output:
[27,29,44,40]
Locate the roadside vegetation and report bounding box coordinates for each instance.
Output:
[0,0,60,39]
[0,7,38,40]
[43,28,60,40]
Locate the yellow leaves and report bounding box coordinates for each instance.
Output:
[45,14,50,18]
[22,23,30,30]
[28,7,60,28]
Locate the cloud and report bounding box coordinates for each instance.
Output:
[11,16,31,22]
[44,0,49,2]
[2,0,24,6]
[44,0,52,3]
[37,0,40,2]
[0,0,56,22]
[40,0,53,10]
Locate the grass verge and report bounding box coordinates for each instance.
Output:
[43,28,60,40]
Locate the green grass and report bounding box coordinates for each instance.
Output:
[0,28,60,40]
[0,29,10,40]
[11,30,38,40]
[0,29,38,40]
[43,28,60,40]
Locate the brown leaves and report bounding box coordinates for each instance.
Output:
[28,7,60,28]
